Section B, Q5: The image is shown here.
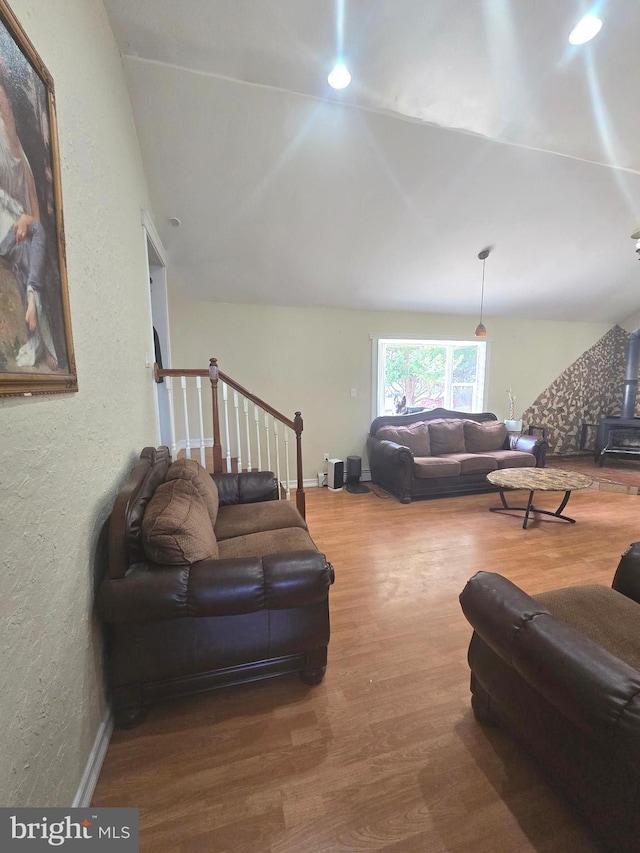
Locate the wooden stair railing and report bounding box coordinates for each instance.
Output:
[154,357,305,519]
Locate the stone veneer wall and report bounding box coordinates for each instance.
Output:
[521,325,632,455]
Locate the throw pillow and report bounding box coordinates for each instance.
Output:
[142,478,219,564]
[376,421,431,456]
[166,457,219,526]
[463,420,508,453]
[428,419,465,455]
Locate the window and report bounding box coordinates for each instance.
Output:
[376,338,486,416]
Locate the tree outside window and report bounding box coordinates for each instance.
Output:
[378,339,486,415]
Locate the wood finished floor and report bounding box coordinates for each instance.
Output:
[546,453,640,492]
[90,484,640,852]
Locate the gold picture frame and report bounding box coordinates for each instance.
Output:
[0,0,77,396]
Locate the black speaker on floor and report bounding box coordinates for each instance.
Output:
[346,455,369,494]
[346,456,361,482]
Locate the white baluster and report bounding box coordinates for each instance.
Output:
[165,375,178,460]
[244,399,252,471]
[181,376,191,459]
[196,376,206,467]
[265,411,272,472]
[284,427,291,501]
[255,406,262,471]
[274,419,282,500]
[222,382,232,473]
[234,391,242,472]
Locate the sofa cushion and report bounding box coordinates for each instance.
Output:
[483,450,536,469]
[215,500,307,541]
[217,527,317,560]
[376,421,431,456]
[413,456,461,479]
[463,420,508,453]
[166,457,219,526]
[428,419,465,455]
[439,453,498,475]
[142,479,219,564]
[534,585,640,671]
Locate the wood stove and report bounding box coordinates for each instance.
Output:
[595,329,640,462]
[596,421,640,464]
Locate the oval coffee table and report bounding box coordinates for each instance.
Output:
[487,468,593,529]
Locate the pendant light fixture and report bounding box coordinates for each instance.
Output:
[474,247,491,338]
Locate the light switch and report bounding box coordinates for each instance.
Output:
[350,388,357,397]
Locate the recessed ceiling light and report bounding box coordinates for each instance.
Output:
[168,217,181,227]
[327,63,351,90]
[568,14,602,45]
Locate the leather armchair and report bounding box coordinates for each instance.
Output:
[459,550,640,853]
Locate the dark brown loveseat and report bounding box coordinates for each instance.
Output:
[367,407,547,503]
[97,447,334,728]
[459,547,640,853]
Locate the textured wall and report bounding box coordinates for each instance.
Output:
[0,0,156,806]
[521,325,629,454]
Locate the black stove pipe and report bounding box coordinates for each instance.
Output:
[621,329,640,419]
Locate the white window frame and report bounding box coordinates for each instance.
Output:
[372,337,488,419]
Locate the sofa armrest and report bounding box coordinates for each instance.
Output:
[212,471,279,505]
[366,435,414,501]
[507,433,548,467]
[613,542,640,604]
[367,435,414,466]
[98,562,193,623]
[97,551,334,623]
[262,552,335,608]
[460,571,640,763]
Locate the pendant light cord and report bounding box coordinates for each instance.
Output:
[475,247,491,338]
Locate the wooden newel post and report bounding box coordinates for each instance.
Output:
[294,411,306,519]
[209,358,223,473]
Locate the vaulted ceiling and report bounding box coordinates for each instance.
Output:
[104,0,640,323]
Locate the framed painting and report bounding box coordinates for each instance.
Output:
[0,0,76,396]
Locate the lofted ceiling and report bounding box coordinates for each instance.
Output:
[103,0,640,323]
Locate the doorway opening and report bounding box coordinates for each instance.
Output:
[142,211,172,449]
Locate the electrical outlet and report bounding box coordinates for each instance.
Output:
[323,453,329,462]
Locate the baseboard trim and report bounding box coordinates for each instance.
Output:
[302,470,372,489]
[72,710,113,807]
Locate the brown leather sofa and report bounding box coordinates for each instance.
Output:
[97,447,334,728]
[459,547,640,853]
[367,407,547,503]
